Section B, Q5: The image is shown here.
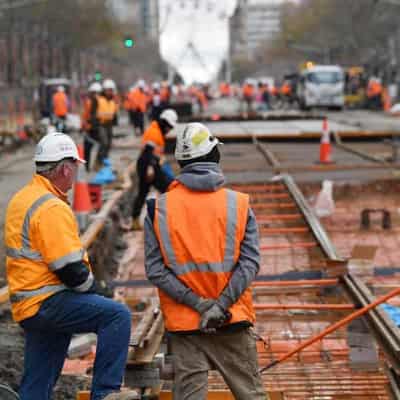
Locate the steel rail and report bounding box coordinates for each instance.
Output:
[280,173,341,261]
[342,274,400,373]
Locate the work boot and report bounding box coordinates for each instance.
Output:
[102,390,140,400]
[131,218,143,231]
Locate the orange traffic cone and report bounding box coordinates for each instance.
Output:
[319,118,332,163]
[73,143,93,231]
[17,99,28,140]
[382,88,391,113]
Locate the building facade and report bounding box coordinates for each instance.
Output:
[230,0,282,60]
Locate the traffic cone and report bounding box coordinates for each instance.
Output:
[382,88,391,113]
[319,118,332,163]
[16,99,28,140]
[73,144,93,231]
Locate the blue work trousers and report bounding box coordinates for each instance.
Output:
[18,291,132,400]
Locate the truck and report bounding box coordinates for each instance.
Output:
[297,64,345,110]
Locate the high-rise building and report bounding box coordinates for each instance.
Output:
[229,0,248,59]
[140,0,159,41]
[246,2,281,56]
[230,0,282,60]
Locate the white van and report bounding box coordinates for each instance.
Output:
[297,65,344,110]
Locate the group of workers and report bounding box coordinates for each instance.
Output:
[218,79,294,112]
[5,111,267,399]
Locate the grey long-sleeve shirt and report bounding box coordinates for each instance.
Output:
[144,162,260,311]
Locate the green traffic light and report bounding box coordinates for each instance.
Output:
[124,38,134,48]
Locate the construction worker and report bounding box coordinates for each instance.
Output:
[367,77,383,110]
[144,122,267,400]
[4,133,138,400]
[52,86,68,132]
[131,109,178,230]
[242,79,255,112]
[81,82,102,171]
[160,81,171,108]
[96,79,118,167]
[149,82,163,121]
[125,80,148,136]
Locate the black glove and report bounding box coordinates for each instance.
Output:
[199,303,230,333]
[193,298,216,315]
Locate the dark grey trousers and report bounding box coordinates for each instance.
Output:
[169,328,268,400]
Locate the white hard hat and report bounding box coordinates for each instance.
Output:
[89,82,102,93]
[152,82,161,90]
[103,79,116,90]
[137,79,146,89]
[160,109,178,128]
[57,86,65,92]
[175,122,220,161]
[34,133,85,164]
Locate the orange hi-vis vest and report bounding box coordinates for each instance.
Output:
[81,96,99,131]
[154,182,255,332]
[141,121,165,156]
[97,96,117,124]
[160,86,170,102]
[52,91,68,117]
[367,81,383,98]
[125,88,148,112]
[242,84,254,99]
[5,174,91,322]
[281,83,292,96]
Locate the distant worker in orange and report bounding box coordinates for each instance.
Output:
[160,81,171,108]
[219,81,231,97]
[149,82,164,122]
[96,79,118,166]
[52,86,69,131]
[144,122,267,400]
[242,79,255,112]
[125,80,148,136]
[256,81,270,111]
[367,77,383,110]
[131,109,178,230]
[81,82,102,171]
[280,80,293,107]
[195,85,208,114]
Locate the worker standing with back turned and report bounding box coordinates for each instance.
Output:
[131,108,178,230]
[144,122,267,399]
[4,133,138,400]
[52,85,68,132]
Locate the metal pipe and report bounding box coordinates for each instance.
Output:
[259,285,400,373]
[254,303,355,311]
[252,279,338,287]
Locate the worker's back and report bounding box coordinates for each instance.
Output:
[52,91,68,117]
[153,179,255,332]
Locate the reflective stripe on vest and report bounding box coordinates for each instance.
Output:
[157,189,238,275]
[49,249,86,271]
[10,284,67,303]
[5,193,55,261]
[6,192,72,304]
